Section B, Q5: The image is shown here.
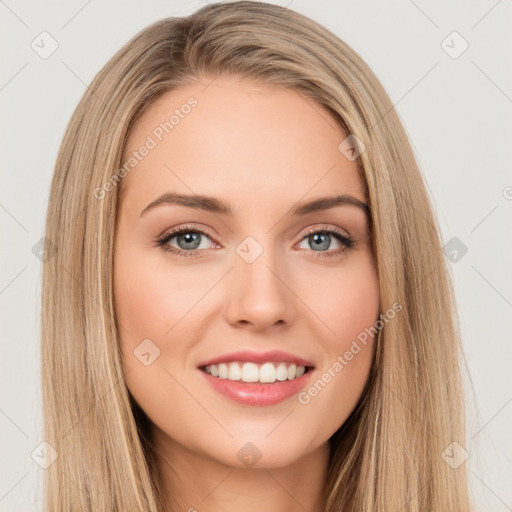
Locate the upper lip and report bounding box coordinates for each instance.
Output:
[197,350,315,368]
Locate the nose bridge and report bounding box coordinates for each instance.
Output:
[226,233,292,327]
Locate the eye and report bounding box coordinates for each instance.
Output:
[296,225,355,258]
[154,224,355,259]
[155,224,216,258]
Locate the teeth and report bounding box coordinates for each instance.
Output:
[276,363,289,381]
[241,362,259,382]
[228,362,242,381]
[218,363,228,379]
[260,362,276,383]
[203,361,308,383]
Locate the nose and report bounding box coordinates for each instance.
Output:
[225,247,294,330]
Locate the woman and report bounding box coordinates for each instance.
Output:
[41,1,471,510]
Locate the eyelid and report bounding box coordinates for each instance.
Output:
[159,223,219,244]
[299,224,351,240]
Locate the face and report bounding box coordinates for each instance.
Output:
[114,75,380,470]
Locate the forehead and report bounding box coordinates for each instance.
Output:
[119,77,365,216]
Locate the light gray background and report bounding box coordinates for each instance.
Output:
[1,1,511,510]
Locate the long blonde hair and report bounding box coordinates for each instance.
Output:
[41,1,471,510]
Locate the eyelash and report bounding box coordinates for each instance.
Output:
[154,223,355,259]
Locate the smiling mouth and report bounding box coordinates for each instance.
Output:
[199,361,314,384]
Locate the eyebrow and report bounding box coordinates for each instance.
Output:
[139,192,370,219]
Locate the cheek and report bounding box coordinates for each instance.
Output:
[113,243,180,392]
[297,256,379,428]
[113,247,204,426]
[114,248,204,345]
[330,257,379,375]
[308,254,380,347]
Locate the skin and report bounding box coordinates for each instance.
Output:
[114,75,380,512]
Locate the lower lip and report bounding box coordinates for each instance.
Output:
[198,368,315,406]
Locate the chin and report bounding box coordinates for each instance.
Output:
[202,433,317,470]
